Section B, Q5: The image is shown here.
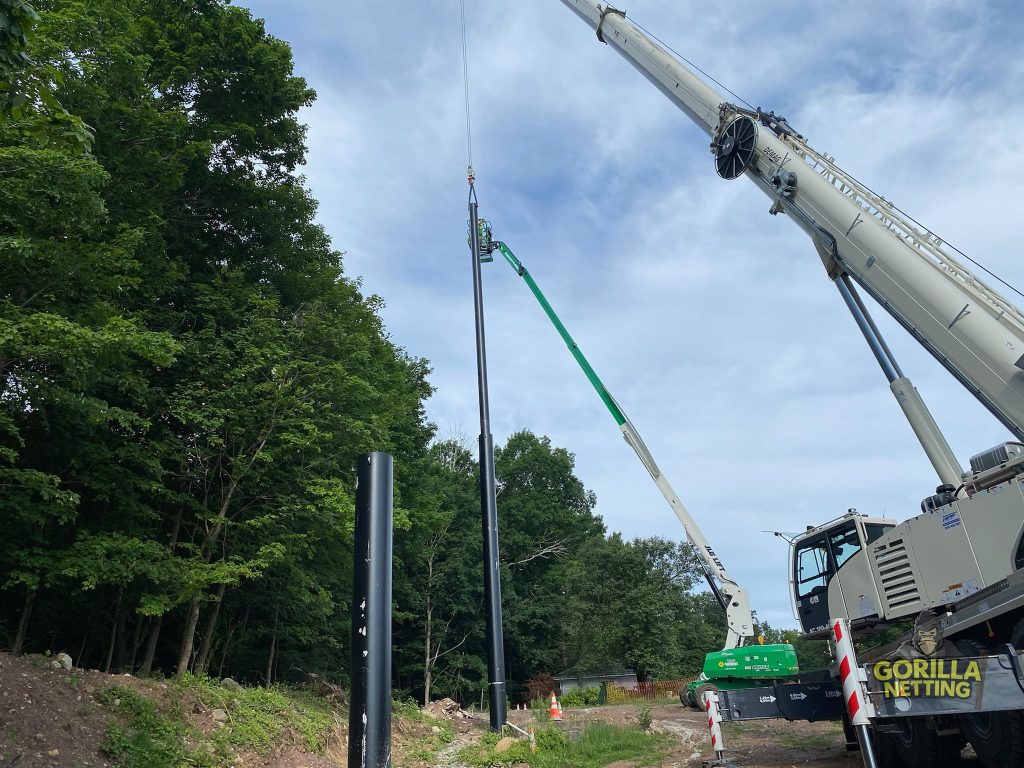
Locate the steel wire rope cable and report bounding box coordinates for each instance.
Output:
[630,16,755,112]
[460,0,477,203]
[816,156,1024,304]
[633,14,1022,302]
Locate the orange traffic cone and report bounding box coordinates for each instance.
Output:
[549,691,563,721]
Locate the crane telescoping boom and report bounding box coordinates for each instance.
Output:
[558,0,1024,645]
[472,223,754,649]
[559,0,1024,461]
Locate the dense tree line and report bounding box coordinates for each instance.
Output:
[0,0,729,705]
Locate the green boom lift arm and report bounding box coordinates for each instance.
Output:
[480,223,753,649]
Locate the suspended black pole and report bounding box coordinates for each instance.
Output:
[468,185,507,731]
[349,452,394,768]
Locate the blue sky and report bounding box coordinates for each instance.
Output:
[239,0,1024,629]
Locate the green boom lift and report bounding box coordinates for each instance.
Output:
[475,219,798,706]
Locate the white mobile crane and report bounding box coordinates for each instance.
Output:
[558,2,1024,765]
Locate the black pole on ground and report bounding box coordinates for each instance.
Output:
[349,452,394,768]
[468,188,507,732]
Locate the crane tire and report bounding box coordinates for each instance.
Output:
[886,717,962,768]
[961,709,1024,768]
[958,637,1024,767]
[684,687,698,708]
[694,683,719,711]
[1011,615,1024,651]
[870,725,901,768]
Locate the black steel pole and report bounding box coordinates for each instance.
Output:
[349,452,394,768]
[468,189,507,731]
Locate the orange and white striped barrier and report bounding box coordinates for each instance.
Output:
[703,689,725,761]
[832,617,880,768]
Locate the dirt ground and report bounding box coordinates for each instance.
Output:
[506,702,992,768]
[0,652,346,768]
[0,651,477,768]
[0,655,991,768]
[0,650,121,768]
[508,703,862,768]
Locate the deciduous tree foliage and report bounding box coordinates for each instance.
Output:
[0,0,764,704]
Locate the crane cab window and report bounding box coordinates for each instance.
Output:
[864,523,893,545]
[794,523,865,601]
[829,524,862,569]
[796,538,830,598]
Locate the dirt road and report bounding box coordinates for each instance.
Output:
[507,702,858,767]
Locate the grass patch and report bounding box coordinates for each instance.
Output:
[460,723,668,768]
[177,674,334,753]
[723,721,762,735]
[776,725,844,749]
[98,686,223,768]
[392,699,454,763]
[98,675,339,768]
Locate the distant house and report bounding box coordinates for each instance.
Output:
[554,669,638,693]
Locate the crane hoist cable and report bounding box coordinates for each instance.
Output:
[459,0,475,190]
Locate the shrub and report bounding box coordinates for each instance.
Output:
[560,688,585,708]
[636,704,652,732]
[534,726,568,751]
[523,671,558,705]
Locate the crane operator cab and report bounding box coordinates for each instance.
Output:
[790,510,896,635]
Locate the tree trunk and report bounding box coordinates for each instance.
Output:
[265,634,276,686]
[139,508,182,676]
[103,617,117,674]
[76,627,89,670]
[138,616,162,676]
[274,639,281,684]
[176,597,202,679]
[114,604,128,672]
[219,604,249,678]
[11,588,35,654]
[217,617,236,679]
[423,597,433,706]
[103,591,123,674]
[265,606,279,686]
[195,583,226,675]
[127,614,145,672]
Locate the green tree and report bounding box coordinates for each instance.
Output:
[395,439,484,703]
[559,536,723,680]
[0,0,435,684]
[0,0,176,652]
[494,431,603,690]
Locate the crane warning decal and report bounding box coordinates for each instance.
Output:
[871,659,980,699]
